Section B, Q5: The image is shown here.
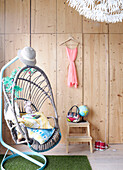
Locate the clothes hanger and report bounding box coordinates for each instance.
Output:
[59,35,80,46]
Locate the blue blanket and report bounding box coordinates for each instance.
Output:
[27,127,55,144]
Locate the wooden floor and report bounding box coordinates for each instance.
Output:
[0,143,123,170]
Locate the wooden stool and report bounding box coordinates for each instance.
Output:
[66,121,93,153]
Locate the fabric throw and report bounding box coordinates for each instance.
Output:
[27,128,55,144]
[17,112,52,129]
[16,112,54,144]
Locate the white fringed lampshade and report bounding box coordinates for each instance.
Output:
[67,0,123,23]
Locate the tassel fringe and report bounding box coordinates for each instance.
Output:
[67,0,123,23]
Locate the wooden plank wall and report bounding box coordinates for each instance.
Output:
[109,34,123,143]
[0,0,123,147]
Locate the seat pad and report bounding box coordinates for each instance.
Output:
[27,127,55,144]
[17,112,53,129]
[16,112,55,144]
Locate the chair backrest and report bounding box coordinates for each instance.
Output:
[12,66,58,118]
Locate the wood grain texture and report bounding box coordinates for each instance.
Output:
[0,0,4,33]
[57,34,82,143]
[0,0,123,146]
[109,23,123,33]
[0,35,4,124]
[2,122,15,144]
[5,0,30,33]
[84,34,108,142]
[83,17,108,33]
[31,0,56,33]
[57,0,82,33]
[3,34,29,144]
[5,34,30,75]
[0,35,4,69]
[109,34,123,143]
[31,34,56,119]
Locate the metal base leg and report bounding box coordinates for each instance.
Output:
[1,149,47,170]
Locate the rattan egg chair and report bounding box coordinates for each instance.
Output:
[0,50,61,169]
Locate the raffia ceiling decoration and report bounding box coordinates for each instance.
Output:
[67,0,123,23]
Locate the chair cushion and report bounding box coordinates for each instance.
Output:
[27,128,55,144]
[17,112,53,129]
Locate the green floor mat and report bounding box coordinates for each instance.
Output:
[0,155,92,170]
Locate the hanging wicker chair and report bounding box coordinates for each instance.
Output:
[3,65,61,152]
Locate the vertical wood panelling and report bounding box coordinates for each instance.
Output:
[0,0,4,33]
[84,34,108,142]
[5,34,30,75]
[0,34,4,131]
[57,0,82,33]
[5,0,30,33]
[83,17,108,33]
[109,34,123,143]
[0,35,4,69]
[0,0,123,146]
[31,0,56,33]
[109,23,123,33]
[3,122,14,144]
[31,34,56,118]
[3,34,29,144]
[57,34,82,143]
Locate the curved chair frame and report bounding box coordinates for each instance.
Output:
[0,56,61,169]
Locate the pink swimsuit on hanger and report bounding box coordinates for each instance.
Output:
[66,47,78,88]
